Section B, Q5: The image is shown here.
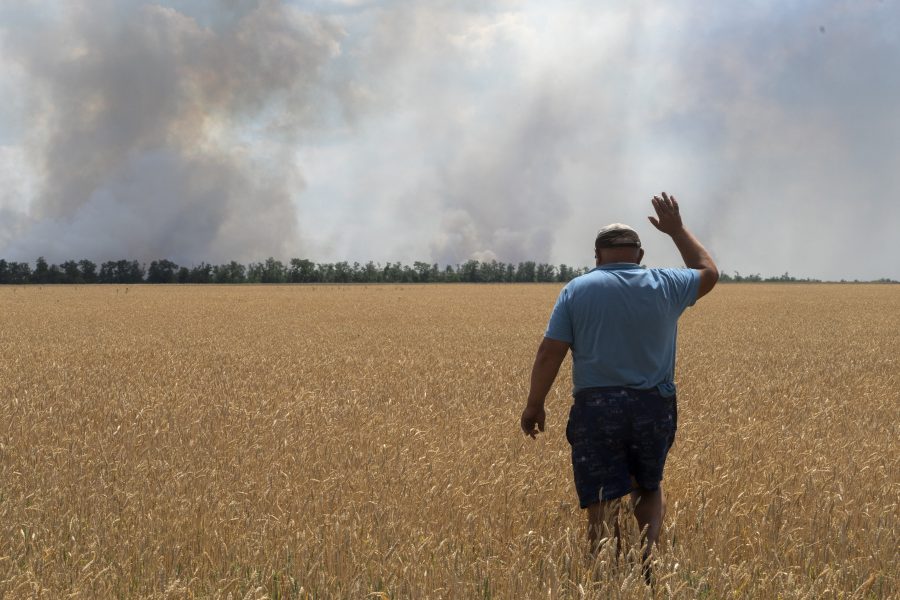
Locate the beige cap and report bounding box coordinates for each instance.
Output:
[595,223,641,248]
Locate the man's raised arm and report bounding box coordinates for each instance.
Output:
[648,192,719,299]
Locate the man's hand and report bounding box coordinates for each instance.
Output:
[521,404,546,439]
[648,192,684,236]
[521,337,569,439]
[648,191,719,298]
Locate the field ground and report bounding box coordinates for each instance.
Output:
[0,284,897,598]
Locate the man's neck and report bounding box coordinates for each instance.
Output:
[596,260,640,267]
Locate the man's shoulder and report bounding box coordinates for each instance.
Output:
[646,267,701,307]
[564,268,605,290]
[648,266,697,274]
[570,266,698,294]
[647,266,700,282]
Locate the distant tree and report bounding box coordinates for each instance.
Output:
[0,259,8,284]
[260,258,286,283]
[776,271,795,282]
[515,261,536,282]
[289,258,317,283]
[147,260,179,283]
[312,263,331,283]
[188,263,214,284]
[99,260,143,283]
[413,261,432,282]
[350,262,369,283]
[246,258,285,283]
[214,261,246,283]
[333,261,352,283]
[245,262,261,283]
[486,260,513,282]
[401,264,417,282]
[121,260,144,283]
[536,263,556,282]
[7,262,32,284]
[478,260,497,282]
[47,263,64,283]
[98,261,116,283]
[79,260,98,283]
[375,262,392,282]
[444,264,459,283]
[361,261,381,283]
[458,260,479,282]
[32,256,51,284]
[61,260,83,283]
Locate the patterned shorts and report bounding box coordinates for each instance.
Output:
[565,386,677,508]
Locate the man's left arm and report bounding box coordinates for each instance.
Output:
[520,337,571,438]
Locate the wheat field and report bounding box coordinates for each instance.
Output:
[0,284,897,599]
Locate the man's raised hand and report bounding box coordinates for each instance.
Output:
[648,192,684,236]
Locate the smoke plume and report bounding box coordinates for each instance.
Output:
[1,0,344,264]
[2,1,899,280]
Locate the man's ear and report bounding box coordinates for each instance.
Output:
[637,248,645,264]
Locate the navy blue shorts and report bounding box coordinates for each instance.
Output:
[565,387,677,508]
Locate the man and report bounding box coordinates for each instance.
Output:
[520,192,718,574]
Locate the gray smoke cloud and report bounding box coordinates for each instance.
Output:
[2,0,899,279]
[1,0,345,264]
[366,0,900,279]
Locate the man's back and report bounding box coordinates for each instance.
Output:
[545,263,699,396]
[520,194,719,572]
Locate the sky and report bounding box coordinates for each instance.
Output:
[1,0,898,280]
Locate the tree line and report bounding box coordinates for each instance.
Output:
[718,271,823,283]
[1,257,895,284]
[718,272,895,283]
[0,257,590,284]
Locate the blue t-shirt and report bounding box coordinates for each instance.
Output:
[544,263,700,397]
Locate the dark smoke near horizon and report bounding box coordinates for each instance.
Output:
[2,1,899,280]
[1,1,345,264]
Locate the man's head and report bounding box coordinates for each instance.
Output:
[595,223,644,265]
